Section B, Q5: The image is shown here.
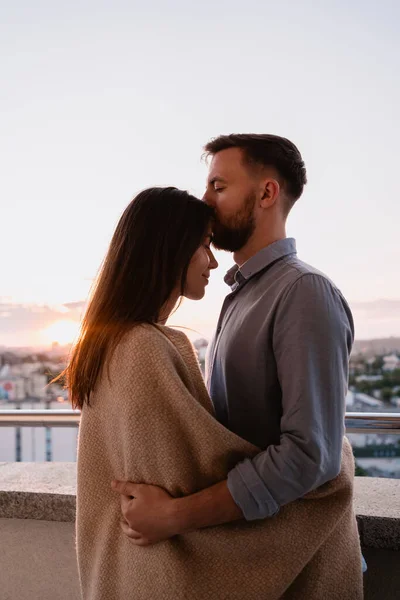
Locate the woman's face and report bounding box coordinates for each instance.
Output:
[184,231,218,300]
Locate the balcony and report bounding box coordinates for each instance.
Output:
[0,412,399,600]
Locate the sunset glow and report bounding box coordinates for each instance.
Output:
[42,320,81,346]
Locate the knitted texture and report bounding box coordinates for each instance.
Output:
[76,324,363,600]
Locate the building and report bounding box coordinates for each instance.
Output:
[0,376,25,401]
[193,338,209,362]
[346,390,383,411]
[382,354,400,372]
[0,368,47,402]
[355,374,383,383]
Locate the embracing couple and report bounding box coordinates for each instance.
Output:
[67,134,364,599]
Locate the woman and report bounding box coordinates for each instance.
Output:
[68,187,362,600]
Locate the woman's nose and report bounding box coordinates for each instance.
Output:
[209,252,218,270]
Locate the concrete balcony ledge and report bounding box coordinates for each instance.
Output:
[0,463,399,600]
[0,462,399,550]
[0,462,76,522]
[355,477,400,550]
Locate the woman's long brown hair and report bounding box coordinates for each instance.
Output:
[63,187,214,409]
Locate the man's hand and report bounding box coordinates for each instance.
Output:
[111,481,179,546]
[112,479,243,546]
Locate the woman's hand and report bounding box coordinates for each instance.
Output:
[111,480,179,546]
[112,478,242,546]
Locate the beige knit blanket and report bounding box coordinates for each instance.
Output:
[77,324,363,600]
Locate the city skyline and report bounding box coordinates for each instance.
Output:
[1,1,399,346]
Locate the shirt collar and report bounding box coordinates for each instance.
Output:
[224,238,297,289]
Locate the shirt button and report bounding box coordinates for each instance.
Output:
[216,326,222,334]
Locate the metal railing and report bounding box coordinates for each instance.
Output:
[0,410,81,428]
[344,412,400,434]
[0,410,399,434]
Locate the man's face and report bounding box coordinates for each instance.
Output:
[203,147,257,252]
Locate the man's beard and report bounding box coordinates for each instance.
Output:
[212,191,256,252]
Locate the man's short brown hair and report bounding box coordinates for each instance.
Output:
[204,133,307,208]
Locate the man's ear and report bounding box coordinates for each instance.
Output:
[260,179,280,208]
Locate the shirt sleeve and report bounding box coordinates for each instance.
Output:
[227,273,354,520]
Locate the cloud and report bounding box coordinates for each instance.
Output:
[0,301,85,347]
[348,299,400,339]
[350,299,400,319]
[63,301,87,312]
[1,297,399,348]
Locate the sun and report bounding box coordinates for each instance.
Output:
[42,320,81,345]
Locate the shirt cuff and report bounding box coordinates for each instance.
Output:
[227,458,280,521]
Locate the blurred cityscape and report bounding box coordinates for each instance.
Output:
[1,337,400,477]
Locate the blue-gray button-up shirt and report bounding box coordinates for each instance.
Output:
[206,238,354,521]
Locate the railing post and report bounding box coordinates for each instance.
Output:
[45,396,52,462]
[15,399,22,462]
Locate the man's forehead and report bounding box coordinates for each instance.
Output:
[207,148,244,182]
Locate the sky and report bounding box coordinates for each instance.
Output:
[1,0,400,347]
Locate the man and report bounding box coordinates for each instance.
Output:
[112,133,354,544]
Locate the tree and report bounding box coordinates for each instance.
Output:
[370,356,384,373]
[381,387,392,402]
[355,463,368,477]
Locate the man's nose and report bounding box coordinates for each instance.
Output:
[203,191,215,206]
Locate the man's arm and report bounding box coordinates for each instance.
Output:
[170,480,243,530]
[112,478,242,545]
[113,273,353,542]
[226,273,354,520]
